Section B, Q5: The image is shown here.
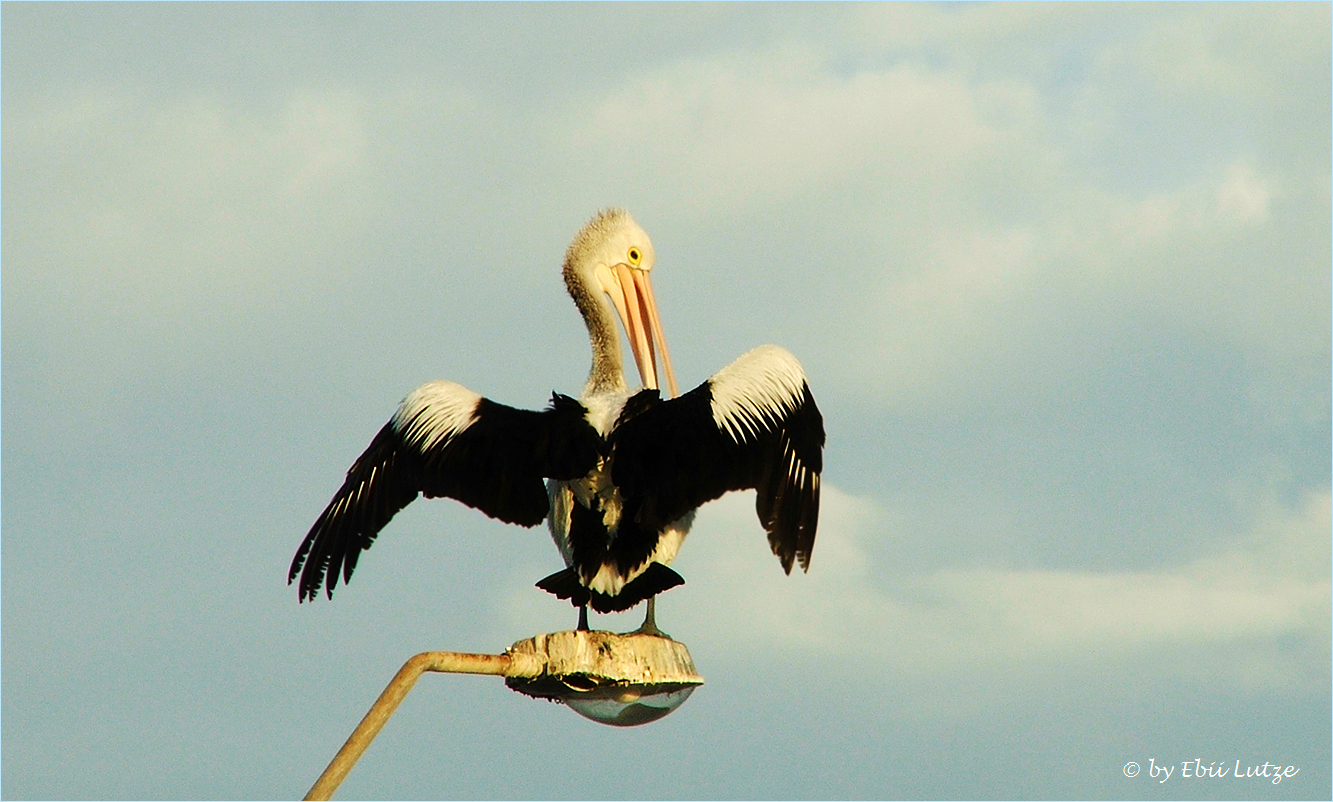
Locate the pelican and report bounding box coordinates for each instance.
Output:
[289,209,825,633]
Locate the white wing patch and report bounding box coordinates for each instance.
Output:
[391,380,481,451]
[709,345,808,444]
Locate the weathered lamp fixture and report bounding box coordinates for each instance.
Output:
[303,630,703,800]
[505,630,702,726]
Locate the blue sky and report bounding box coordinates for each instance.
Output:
[3,3,1329,799]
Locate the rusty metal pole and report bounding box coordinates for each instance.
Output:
[303,650,533,801]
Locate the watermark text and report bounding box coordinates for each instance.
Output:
[1123,759,1299,785]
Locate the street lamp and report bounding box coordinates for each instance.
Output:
[303,629,704,800]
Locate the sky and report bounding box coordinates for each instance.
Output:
[2,3,1329,799]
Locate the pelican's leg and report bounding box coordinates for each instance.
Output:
[631,596,670,639]
[577,605,589,632]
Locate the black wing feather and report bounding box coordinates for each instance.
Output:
[289,391,597,602]
[754,383,823,572]
[611,376,825,574]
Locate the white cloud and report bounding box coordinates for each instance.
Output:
[5,88,379,330]
[1111,4,1328,100]
[1215,161,1275,225]
[1094,160,1278,238]
[838,149,1322,414]
[667,483,1330,693]
[2,87,392,413]
[565,46,1038,220]
[849,226,1039,408]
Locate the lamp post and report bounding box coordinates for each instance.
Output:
[303,630,704,800]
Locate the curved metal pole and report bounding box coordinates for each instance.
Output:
[303,651,522,801]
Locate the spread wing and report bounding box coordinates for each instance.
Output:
[289,382,598,601]
[611,345,825,573]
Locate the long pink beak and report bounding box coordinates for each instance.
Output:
[610,263,678,399]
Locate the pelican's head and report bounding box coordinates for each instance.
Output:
[564,208,678,397]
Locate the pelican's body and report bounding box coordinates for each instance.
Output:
[289,209,825,628]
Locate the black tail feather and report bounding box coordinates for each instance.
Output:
[536,567,590,606]
[535,563,684,614]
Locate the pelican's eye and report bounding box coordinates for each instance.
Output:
[627,247,641,265]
